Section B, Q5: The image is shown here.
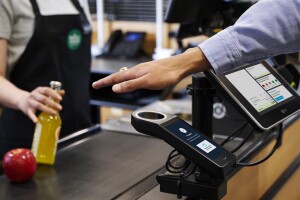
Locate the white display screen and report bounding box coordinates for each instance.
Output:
[225,64,293,112]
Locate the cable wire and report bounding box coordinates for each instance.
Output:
[231,127,255,153]
[165,149,196,178]
[220,122,249,146]
[237,123,283,167]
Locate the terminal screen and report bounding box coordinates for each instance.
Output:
[165,120,224,160]
[225,64,293,112]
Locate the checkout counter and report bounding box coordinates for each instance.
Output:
[0,110,299,200]
[0,57,299,200]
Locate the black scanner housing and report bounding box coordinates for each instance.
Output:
[131,110,236,180]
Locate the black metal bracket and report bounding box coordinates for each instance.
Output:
[157,171,227,200]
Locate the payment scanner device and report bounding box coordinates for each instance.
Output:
[131,111,236,179]
[205,61,300,131]
[131,111,236,199]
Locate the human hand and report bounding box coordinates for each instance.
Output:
[17,87,65,123]
[92,47,210,93]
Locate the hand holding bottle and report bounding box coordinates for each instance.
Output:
[17,86,65,123]
[32,81,63,165]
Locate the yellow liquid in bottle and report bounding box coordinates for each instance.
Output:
[31,111,61,165]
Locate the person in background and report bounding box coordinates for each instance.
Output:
[92,0,300,93]
[0,0,93,157]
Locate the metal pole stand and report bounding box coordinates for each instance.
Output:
[187,73,216,138]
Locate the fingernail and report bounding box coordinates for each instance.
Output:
[112,84,121,92]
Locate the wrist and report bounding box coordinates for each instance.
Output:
[15,91,30,112]
[182,47,212,75]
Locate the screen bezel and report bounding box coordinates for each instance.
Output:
[162,118,234,163]
[205,61,300,130]
[160,117,236,172]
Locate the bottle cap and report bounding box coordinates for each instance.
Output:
[50,81,62,90]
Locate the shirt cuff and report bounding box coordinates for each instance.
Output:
[198,29,244,74]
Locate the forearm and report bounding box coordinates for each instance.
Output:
[199,0,300,74]
[0,39,29,110]
[0,76,29,110]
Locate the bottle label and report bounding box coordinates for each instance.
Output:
[32,122,42,156]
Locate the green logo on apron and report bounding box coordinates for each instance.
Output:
[67,29,82,50]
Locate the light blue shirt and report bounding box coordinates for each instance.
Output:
[199,0,300,74]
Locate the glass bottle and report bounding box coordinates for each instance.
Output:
[31,81,62,165]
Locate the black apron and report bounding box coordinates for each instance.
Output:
[0,0,92,157]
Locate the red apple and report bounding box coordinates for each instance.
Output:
[2,148,36,183]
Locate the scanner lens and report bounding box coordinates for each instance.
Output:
[137,112,165,120]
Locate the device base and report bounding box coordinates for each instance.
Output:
[157,174,227,200]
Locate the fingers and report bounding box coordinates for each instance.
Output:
[24,87,63,118]
[17,87,64,122]
[31,87,62,111]
[58,90,65,97]
[28,98,59,114]
[92,72,125,89]
[92,62,176,93]
[27,109,38,123]
[112,77,146,93]
[92,66,151,93]
[36,87,63,102]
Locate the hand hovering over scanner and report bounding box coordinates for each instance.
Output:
[92,47,212,93]
[93,0,300,94]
